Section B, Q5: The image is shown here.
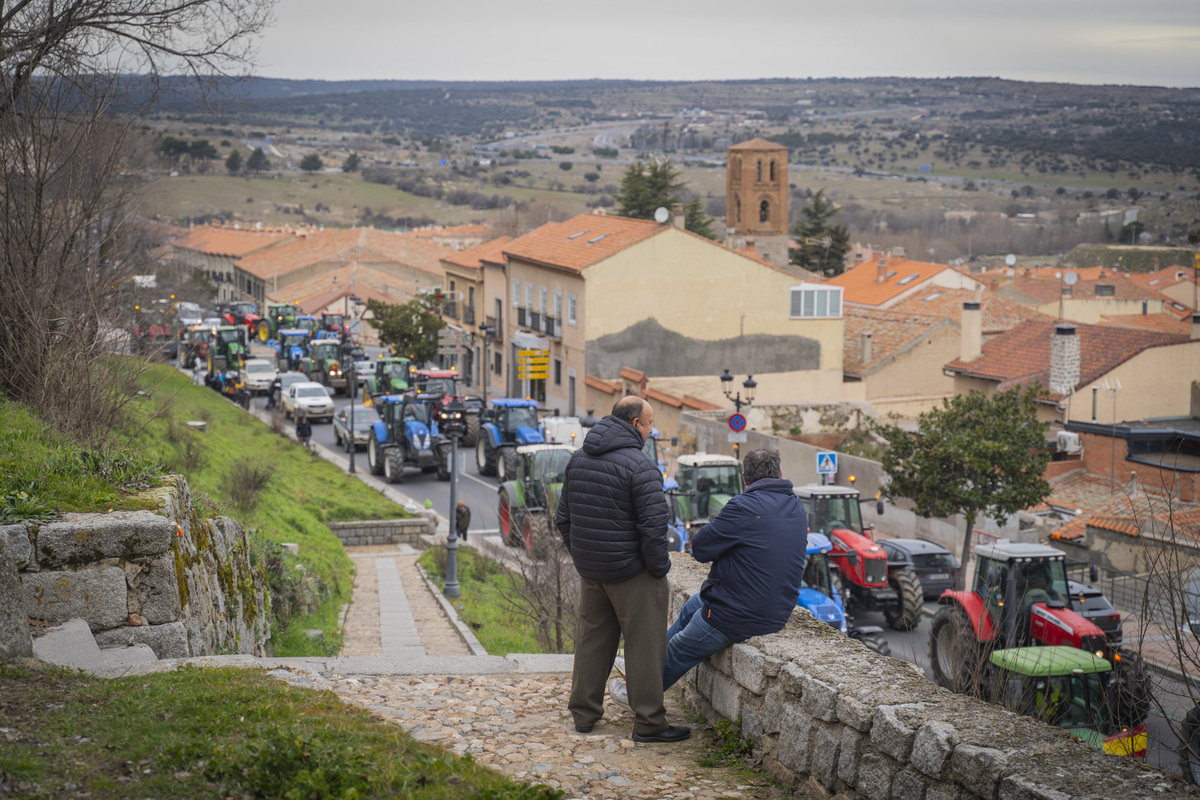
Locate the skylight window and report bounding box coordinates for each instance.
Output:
[897,273,920,286]
[1149,279,1161,285]
[587,234,609,245]
[567,230,588,240]
[885,270,897,279]
[922,292,942,301]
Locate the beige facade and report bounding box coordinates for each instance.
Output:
[858,326,962,419]
[1036,296,1167,324]
[1066,340,1200,424]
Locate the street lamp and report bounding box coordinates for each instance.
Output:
[340,340,362,472]
[719,369,756,413]
[438,398,467,598]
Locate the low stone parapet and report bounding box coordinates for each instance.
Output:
[327,517,433,547]
[666,553,1193,799]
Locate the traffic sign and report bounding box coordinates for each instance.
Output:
[816,451,838,475]
[727,432,747,443]
[518,348,549,379]
[728,413,746,432]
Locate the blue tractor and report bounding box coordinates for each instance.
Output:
[475,398,544,480]
[799,534,892,657]
[270,328,311,372]
[367,393,449,483]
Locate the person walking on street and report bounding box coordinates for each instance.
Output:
[607,449,808,708]
[556,396,687,743]
[191,360,202,386]
[295,415,312,451]
[455,501,471,541]
[266,375,282,410]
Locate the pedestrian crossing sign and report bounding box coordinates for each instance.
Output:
[816,451,838,475]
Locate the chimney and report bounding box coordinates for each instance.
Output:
[672,203,685,230]
[1049,323,1081,397]
[1192,313,1200,341]
[961,301,982,361]
[877,258,888,283]
[862,333,874,364]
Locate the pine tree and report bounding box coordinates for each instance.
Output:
[246,147,269,172]
[684,197,716,240]
[615,160,714,238]
[788,189,852,276]
[225,149,242,173]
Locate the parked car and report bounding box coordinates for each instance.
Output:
[333,404,381,451]
[282,381,335,423]
[878,538,960,599]
[1067,580,1123,645]
[240,358,277,395]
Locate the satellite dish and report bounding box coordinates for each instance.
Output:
[1005,254,1016,267]
[654,207,670,224]
[1064,271,1078,286]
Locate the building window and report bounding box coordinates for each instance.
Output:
[553,289,563,322]
[769,160,776,181]
[756,160,762,182]
[567,294,577,326]
[525,281,533,309]
[790,284,843,319]
[760,200,770,223]
[539,286,547,315]
[512,278,520,308]
[554,358,562,386]
[494,351,502,375]
[735,196,741,223]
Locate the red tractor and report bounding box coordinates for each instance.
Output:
[793,483,924,631]
[218,300,262,334]
[929,540,1150,729]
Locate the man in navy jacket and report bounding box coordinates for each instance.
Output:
[557,396,689,743]
[653,448,808,690]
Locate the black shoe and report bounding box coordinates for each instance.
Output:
[575,723,594,733]
[633,725,691,743]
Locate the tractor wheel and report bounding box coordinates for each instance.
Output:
[885,569,924,631]
[929,605,988,695]
[1108,654,1152,730]
[666,525,684,553]
[1179,705,1200,784]
[501,448,519,483]
[476,437,497,477]
[850,629,893,658]
[367,438,384,475]
[258,323,270,342]
[498,492,517,546]
[525,514,552,560]
[463,414,481,447]
[384,448,404,484]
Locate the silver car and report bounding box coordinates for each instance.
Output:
[283,381,334,423]
[332,404,381,451]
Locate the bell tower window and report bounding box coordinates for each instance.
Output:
[759,200,770,224]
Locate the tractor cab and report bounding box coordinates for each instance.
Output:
[274,328,310,372]
[672,454,742,522]
[307,339,347,394]
[366,392,445,483]
[411,368,458,398]
[794,484,869,537]
[987,646,1146,758]
[259,303,297,342]
[293,315,320,336]
[497,443,574,557]
[319,312,345,336]
[208,325,248,373]
[220,300,261,331]
[367,357,413,402]
[476,399,545,480]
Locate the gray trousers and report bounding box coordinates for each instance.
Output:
[569,571,669,734]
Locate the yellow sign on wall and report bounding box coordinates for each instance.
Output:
[517,349,549,380]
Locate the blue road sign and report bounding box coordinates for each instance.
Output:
[728,413,747,432]
[816,451,838,475]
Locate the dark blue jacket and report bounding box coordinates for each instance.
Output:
[556,415,669,583]
[691,477,808,640]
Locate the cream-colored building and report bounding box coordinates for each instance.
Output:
[472,210,846,423]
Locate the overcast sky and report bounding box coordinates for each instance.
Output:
[255,0,1199,88]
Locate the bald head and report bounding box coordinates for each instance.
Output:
[612,395,653,443]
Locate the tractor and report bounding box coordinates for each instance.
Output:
[271,328,310,373]
[793,483,924,632]
[206,325,249,374]
[366,393,448,484]
[306,339,348,394]
[496,444,574,559]
[257,302,297,342]
[475,398,544,480]
[293,315,321,338]
[665,454,743,553]
[318,311,345,337]
[365,357,413,404]
[409,368,484,445]
[928,540,1150,730]
[798,534,892,657]
[217,300,261,333]
[179,324,213,369]
[984,646,1146,759]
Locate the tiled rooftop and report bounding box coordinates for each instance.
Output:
[843,307,952,376]
[1004,273,1164,305]
[1127,266,1198,291]
[1099,313,1193,336]
[173,226,295,257]
[266,263,417,313]
[236,228,449,281]
[826,255,976,307]
[1046,473,1200,543]
[890,287,1048,334]
[728,138,787,151]
[440,236,513,271]
[945,319,1186,398]
[502,214,667,272]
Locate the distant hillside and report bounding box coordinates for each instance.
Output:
[1064,244,1195,273]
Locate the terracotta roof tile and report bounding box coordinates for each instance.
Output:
[644,387,683,408]
[409,223,494,239]
[1127,265,1198,290]
[440,236,513,271]
[843,307,951,376]
[891,287,1049,333]
[1099,313,1192,336]
[173,226,294,257]
[236,227,450,282]
[266,263,415,313]
[585,375,621,394]
[682,394,723,411]
[619,366,646,383]
[827,255,975,307]
[945,319,1186,398]
[503,214,667,272]
[728,138,788,151]
[1004,273,1163,305]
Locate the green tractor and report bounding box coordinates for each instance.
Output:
[365,356,413,404]
[496,444,574,558]
[257,302,297,343]
[306,338,349,394]
[206,325,248,374]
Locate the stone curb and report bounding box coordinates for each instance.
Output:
[84,652,573,679]
[414,562,490,657]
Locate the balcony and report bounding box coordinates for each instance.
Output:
[443,300,458,320]
[517,307,529,328]
[485,315,503,344]
[530,311,541,331]
[545,315,562,339]
[463,305,475,326]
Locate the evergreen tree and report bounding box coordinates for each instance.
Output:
[684,197,716,240]
[225,149,243,173]
[246,147,269,172]
[615,160,683,220]
[299,154,323,172]
[367,296,444,364]
[788,189,851,276]
[342,153,361,172]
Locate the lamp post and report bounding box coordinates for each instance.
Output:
[719,369,756,461]
[438,398,467,598]
[346,346,365,474]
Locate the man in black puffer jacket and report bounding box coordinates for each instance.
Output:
[556,396,689,743]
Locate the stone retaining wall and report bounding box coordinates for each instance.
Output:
[1,475,270,660]
[666,553,1193,800]
[327,516,434,547]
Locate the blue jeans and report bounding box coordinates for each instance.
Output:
[663,592,734,690]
